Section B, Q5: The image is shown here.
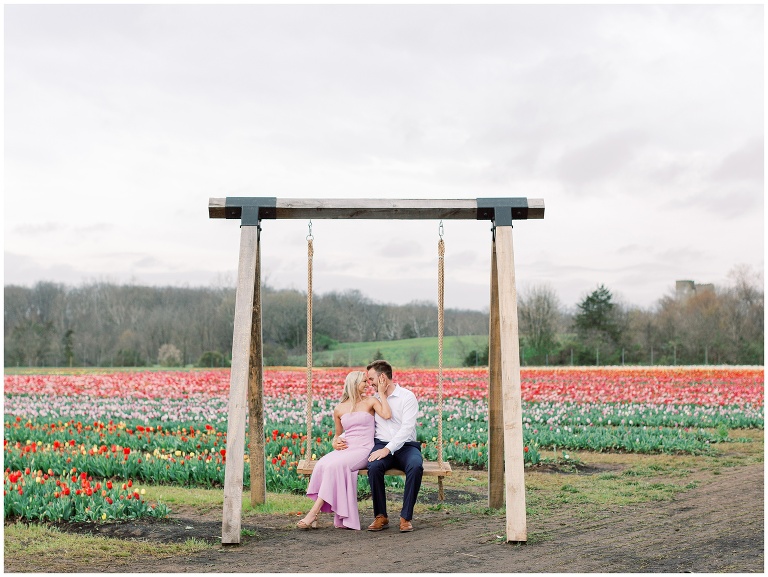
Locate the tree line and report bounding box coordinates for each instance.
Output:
[513,265,763,366]
[4,264,763,368]
[3,282,486,368]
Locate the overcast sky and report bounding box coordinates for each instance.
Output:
[4,4,764,312]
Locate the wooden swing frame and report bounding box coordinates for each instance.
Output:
[208,197,545,545]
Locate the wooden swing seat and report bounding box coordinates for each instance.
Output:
[296,459,452,477]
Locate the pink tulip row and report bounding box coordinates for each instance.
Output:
[4,367,763,406]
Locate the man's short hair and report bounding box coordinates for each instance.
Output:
[367,359,393,380]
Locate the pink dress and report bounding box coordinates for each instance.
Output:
[305,411,375,529]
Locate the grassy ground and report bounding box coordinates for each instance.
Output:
[3,523,212,564]
[288,335,488,367]
[5,429,762,567]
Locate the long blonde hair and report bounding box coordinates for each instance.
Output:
[340,370,366,408]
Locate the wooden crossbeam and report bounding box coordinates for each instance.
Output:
[296,459,452,477]
[208,197,545,221]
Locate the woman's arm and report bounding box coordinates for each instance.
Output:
[332,405,345,445]
[331,404,349,450]
[371,396,392,420]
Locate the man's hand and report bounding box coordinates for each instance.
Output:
[377,375,389,397]
[368,447,391,462]
[332,437,348,451]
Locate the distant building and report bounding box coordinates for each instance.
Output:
[676,280,714,299]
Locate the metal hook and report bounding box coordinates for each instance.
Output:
[306,220,314,241]
[438,220,444,239]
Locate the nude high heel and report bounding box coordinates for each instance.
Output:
[296,513,318,529]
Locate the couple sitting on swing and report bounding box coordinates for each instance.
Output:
[297,359,423,533]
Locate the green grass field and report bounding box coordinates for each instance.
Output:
[287,335,489,368]
[4,335,489,373]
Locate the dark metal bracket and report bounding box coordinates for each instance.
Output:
[476,197,529,227]
[224,197,277,227]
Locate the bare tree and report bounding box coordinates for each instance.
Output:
[720,265,764,363]
[158,343,182,366]
[263,289,307,350]
[518,284,562,359]
[400,300,436,338]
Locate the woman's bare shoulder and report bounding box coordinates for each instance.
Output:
[333,401,351,416]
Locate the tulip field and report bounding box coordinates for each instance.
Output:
[4,366,763,524]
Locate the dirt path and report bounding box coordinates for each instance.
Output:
[41,462,763,573]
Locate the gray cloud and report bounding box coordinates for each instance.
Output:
[653,246,707,265]
[4,250,231,289]
[132,256,164,269]
[711,139,764,183]
[555,131,650,187]
[5,251,89,286]
[663,184,763,221]
[12,222,66,235]
[11,222,113,237]
[3,5,763,311]
[698,187,764,220]
[376,240,425,259]
[616,244,643,255]
[76,223,113,234]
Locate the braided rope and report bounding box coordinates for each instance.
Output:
[305,236,314,462]
[437,237,445,467]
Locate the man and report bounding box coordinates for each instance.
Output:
[332,359,423,532]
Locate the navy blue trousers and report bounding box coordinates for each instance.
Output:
[367,439,423,521]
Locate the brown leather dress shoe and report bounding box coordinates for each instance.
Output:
[399,517,414,532]
[367,515,389,531]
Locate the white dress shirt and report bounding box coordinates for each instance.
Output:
[374,384,419,455]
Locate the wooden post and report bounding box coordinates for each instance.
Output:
[221,225,259,544]
[488,236,504,509]
[494,226,527,543]
[248,229,266,506]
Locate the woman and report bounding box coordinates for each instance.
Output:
[297,370,391,530]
